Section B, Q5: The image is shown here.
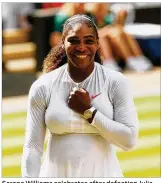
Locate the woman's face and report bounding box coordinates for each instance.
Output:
[64,23,98,69]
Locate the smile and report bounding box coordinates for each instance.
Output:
[76,55,87,59]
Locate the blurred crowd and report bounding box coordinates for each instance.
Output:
[2,2,160,73]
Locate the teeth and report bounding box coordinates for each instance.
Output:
[76,55,87,59]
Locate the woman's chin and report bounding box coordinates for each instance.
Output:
[74,60,94,69]
[68,57,94,69]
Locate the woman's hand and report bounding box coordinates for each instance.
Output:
[67,87,91,114]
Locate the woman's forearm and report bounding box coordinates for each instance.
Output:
[21,146,42,177]
[90,109,138,151]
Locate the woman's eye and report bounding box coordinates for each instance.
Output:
[69,40,80,44]
[85,40,95,44]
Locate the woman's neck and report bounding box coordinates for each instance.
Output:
[67,62,95,83]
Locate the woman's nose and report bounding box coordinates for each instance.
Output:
[76,43,86,52]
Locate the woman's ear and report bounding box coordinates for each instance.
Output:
[62,37,66,49]
[97,39,99,49]
[62,35,65,43]
[62,44,65,49]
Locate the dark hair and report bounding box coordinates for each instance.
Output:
[43,14,103,73]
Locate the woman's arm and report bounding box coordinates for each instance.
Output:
[21,80,47,177]
[91,75,139,151]
[67,73,138,151]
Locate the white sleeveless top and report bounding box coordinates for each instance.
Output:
[21,62,139,177]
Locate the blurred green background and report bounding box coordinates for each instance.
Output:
[2,95,160,177]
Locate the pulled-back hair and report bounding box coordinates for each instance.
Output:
[43,14,103,73]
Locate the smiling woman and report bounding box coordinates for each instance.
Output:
[21,14,139,177]
[43,14,102,73]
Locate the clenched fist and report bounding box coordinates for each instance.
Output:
[67,87,91,114]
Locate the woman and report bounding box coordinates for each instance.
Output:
[21,14,139,177]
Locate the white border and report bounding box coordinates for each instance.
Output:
[0,1,2,179]
[1,178,161,182]
[1,0,161,180]
[1,0,161,2]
